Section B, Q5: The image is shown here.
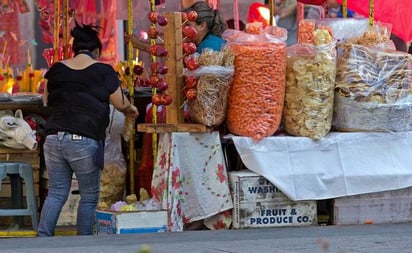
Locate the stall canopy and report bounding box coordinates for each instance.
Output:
[297,0,412,43]
[336,0,412,43]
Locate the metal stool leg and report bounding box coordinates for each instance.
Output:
[0,162,38,231]
[18,163,38,230]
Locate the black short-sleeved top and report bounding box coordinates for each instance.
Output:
[44,62,120,141]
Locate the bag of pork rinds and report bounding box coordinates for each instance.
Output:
[183,60,234,127]
[284,42,337,140]
[222,27,287,142]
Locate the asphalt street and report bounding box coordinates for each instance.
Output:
[1,223,412,253]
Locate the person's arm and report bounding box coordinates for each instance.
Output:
[110,87,139,118]
[277,0,297,19]
[124,33,151,53]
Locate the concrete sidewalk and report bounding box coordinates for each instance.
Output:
[1,223,412,253]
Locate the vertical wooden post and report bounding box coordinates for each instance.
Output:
[342,0,348,18]
[53,0,61,63]
[164,12,184,125]
[268,0,275,26]
[369,0,374,27]
[127,0,135,194]
[62,0,70,59]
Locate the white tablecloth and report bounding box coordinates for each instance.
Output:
[152,132,233,232]
[230,132,412,201]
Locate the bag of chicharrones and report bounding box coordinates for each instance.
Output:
[99,105,127,208]
[334,45,412,132]
[284,28,337,140]
[222,25,287,142]
[183,47,234,127]
[333,29,412,132]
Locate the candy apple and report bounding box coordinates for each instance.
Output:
[182,26,198,40]
[185,58,200,71]
[149,75,161,88]
[147,27,159,39]
[124,66,130,75]
[133,65,144,75]
[152,94,162,105]
[187,11,198,22]
[139,77,150,87]
[181,12,188,22]
[184,76,198,89]
[157,15,168,26]
[185,88,197,100]
[161,94,173,105]
[149,45,168,57]
[151,62,168,74]
[183,42,197,55]
[148,11,158,23]
[156,80,169,91]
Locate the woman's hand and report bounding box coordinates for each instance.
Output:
[124,33,151,52]
[123,104,139,119]
[124,33,139,47]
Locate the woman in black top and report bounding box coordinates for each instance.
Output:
[37,21,138,236]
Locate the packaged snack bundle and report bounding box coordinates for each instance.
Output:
[334,40,412,132]
[99,106,127,206]
[222,27,287,142]
[284,40,337,139]
[185,48,234,127]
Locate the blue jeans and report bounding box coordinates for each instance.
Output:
[37,132,101,236]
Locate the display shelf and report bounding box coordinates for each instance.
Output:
[136,12,208,134]
[0,101,42,115]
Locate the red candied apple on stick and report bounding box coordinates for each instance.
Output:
[151,62,168,74]
[149,45,168,57]
[157,15,168,26]
[184,76,198,89]
[182,26,198,41]
[183,42,197,55]
[147,27,159,39]
[187,11,198,21]
[148,11,158,23]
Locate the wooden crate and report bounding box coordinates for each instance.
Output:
[0,147,40,169]
[333,187,412,225]
[0,147,40,198]
[229,170,317,229]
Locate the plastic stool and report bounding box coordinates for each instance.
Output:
[0,162,38,230]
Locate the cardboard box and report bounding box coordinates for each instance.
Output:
[95,210,168,234]
[229,170,317,229]
[333,187,412,225]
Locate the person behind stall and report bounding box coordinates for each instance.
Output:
[37,21,139,236]
[125,1,227,53]
[266,0,298,46]
[226,18,246,31]
[306,0,355,19]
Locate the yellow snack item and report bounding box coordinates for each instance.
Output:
[97,201,109,210]
[139,188,150,201]
[125,194,137,204]
[119,204,137,212]
[314,29,332,46]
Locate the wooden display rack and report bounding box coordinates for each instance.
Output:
[137,12,208,134]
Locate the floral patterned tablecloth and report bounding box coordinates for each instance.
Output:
[151,132,233,232]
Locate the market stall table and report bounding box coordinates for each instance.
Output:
[229,131,412,201]
[152,131,233,232]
